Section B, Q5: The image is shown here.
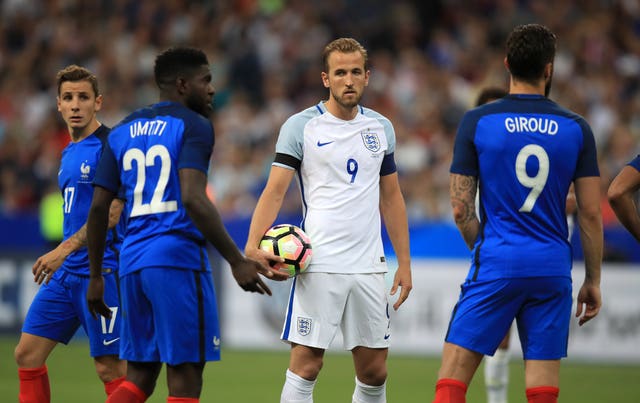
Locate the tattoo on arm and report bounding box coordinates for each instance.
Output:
[450,174,479,249]
[450,175,477,223]
[66,224,88,250]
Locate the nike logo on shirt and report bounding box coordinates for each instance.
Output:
[317,140,335,147]
[102,338,120,346]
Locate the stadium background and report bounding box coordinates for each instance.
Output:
[0,1,639,401]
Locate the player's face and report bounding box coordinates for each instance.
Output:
[184,65,215,117]
[57,80,102,133]
[322,51,369,109]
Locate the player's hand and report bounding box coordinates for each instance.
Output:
[390,265,412,311]
[86,276,112,319]
[230,257,278,295]
[32,248,66,285]
[575,281,601,326]
[244,247,289,281]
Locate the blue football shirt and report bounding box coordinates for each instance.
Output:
[627,155,640,171]
[450,94,599,280]
[58,125,122,274]
[93,101,214,276]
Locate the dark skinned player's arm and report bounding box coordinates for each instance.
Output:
[179,168,244,265]
[86,185,116,318]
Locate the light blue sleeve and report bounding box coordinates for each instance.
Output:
[381,117,395,155]
[275,107,317,161]
[363,108,395,155]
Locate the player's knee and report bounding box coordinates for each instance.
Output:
[356,364,387,386]
[14,343,42,368]
[94,356,126,382]
[291,359,323,380]
[14,344,28,366]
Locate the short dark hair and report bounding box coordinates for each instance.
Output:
[506,24,556,83]
[56,65,99,97]
[154,47,209,89]
[322,38,369,72]
[475,87,507,106]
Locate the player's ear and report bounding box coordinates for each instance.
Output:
[321,72,330,88]
[544,63,553,80]
[94,94,103,112]
[176,77,188,95]
[503,57,510,72]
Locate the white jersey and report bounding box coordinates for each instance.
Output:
[274,101,396,274]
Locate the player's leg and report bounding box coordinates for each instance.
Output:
[166,362,205,401]
[281,343,325,403]
[94,355,126,396]
[342,273,390,403]
[433,342,483,402]
[280,273,348,402]
[15,333,57,403]
[523,360,560,403]
[484,330,511,403]
[434,279,520,403]
[351,347,388,403]
[516,276,571,403]
[106,361,162,403]
[16,273,80,403]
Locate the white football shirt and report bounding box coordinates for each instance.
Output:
[274,101,396,274]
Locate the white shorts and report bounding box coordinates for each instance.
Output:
[280,272,390,350]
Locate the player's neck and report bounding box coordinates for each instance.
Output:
[324,100,358,121]
[69,119,101,143]
[509,79,546,96]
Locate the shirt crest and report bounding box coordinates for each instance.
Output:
[361,130,381,152]
[297,317,312,336]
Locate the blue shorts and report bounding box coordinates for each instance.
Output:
[120,268,220,365]
[22,270,121,357]
[445,276,572,360]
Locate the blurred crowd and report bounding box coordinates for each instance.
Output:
[1,0,639,253]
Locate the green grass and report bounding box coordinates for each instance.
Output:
[1,337,639,402]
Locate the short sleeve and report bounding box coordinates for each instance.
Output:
[178,117,214,173]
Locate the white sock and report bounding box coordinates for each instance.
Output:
[352,376,386,403]
[280,369,316,403]
[484,348,509,403]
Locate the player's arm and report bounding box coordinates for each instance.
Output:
[608,165,640,241]
[380,172,412,310]
[574,176,603,326]
[449,173,480,250]
[244,165,295,268]
[32,198,124,284]
[180,168,287,294]
[86,185,117,319]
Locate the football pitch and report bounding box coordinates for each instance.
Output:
[1,337,639,402]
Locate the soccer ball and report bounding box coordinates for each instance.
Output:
[259,224,312,277]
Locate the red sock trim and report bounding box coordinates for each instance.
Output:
[18,365,48,379]
[121,380,148,401]
[167,398,199,403]
[434,378,467,403]
[526,386,559,403]
[105,376,126,396]
[436,378,467,392]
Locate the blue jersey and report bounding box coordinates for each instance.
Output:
[627,155,640,171]
[93,101,214,276]
[58,125,122,274]
[450,94,599,280]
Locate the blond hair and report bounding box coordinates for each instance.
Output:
[322,38,369,72]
